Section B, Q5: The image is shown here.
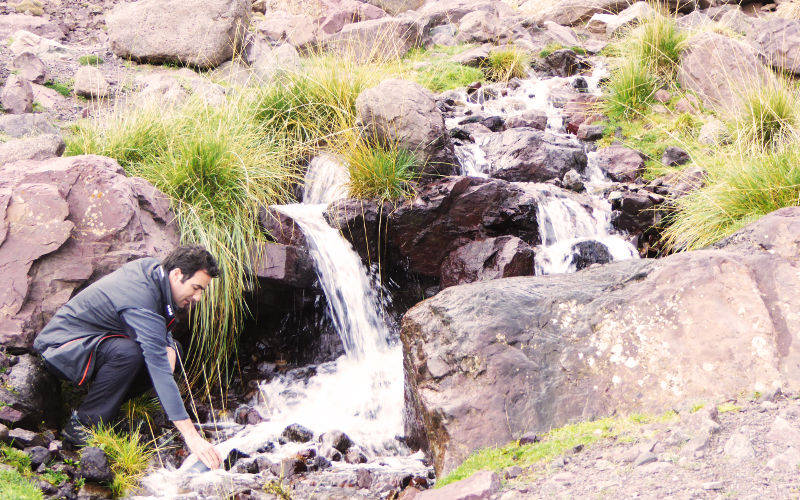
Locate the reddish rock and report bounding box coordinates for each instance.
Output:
[594,145,645,182]
[0,155,179,349]
[317,0,387,35]
[417,470,500,499]
[479,128,587,182]
[440,236,534,288]
[564,94,602,134]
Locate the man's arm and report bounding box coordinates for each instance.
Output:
[120,308,221,469]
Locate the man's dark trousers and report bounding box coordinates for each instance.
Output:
[73,337,180,426]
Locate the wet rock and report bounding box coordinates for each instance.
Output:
[563,94,602,134]
[403,206,800,475]
[544,49,588,77]
[388,177,541,277]
[417,469,499,499]
[649,166,706,199]
[282,423,314,442]
[12,52,46,84]
[0,354,61,428]
[0,134,65,165]
[594,145,645,182]
[25,446,51,468]
[562,169,584,192]
[1,74,34,114]
[505,110,548,131]
[0,157,178,348]
[308,455,331,471]
[480,128,587,182]
[480,116,504,132]
[356,78,456,176]
[319,430,353,454]
[73,66,109,99]
[325,197,391,265]
[440,236,534,288]
[568,240,613,271]
[250,242,315,289]
[678,32,771,112]
[723,432,755,460]
[224,449,251,471]
[320,444,343,462]
[356,468,373,488]
[345,446,368,464]
[76,483,113,500]
[270,457,307,478]
[260,207,308,248]
[107,0,251,69]
[80,447,114,483]
[576,123,603,141]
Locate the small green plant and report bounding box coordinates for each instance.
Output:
[41,469,68,486]
[717,402,743,413]
[11,0,44,15]
[484,47,531,82]
[1,444,32,473]
[265,479,293,499]
[88,425,155,497]
[437,411,677,488]
[538,43,586,58]
[733,80,799,150]
[0,469,42,500]
[44,80,72,97]
[602,60,659,119]
[690,402,706,413]
[412,62,485,93]
[344,136,419,202]
[78,55,104,66]
[623,11,687,77]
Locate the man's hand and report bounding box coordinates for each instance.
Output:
[173,418,221,469]
[185,434,221,470]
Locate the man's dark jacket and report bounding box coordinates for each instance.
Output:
[33,257,190,422]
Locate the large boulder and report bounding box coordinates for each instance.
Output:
[0,354,61,428]
[754,18,800,76]
[0,113,58,138]
[678,32,771,112]
[318,0,388,34]
[0,134,64,165]
[440,236,534,288]
[402,206,800,476]
[356,78,457,176]
[1,74,34,114]
[107,0,251,69]
[479,128,587,182]
[593,145,645,182]
[257,11,320,52]
[323,17,422,61]
[0,156,179,349]
[387,176,541,276]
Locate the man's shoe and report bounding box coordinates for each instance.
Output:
[61,412,91,448]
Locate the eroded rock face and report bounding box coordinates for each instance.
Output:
[480,128,587,182]
[755,18,800,75]
[356,78,457,176]
[388,176,540,276]
[678,32,771,112]
[440,236,534,288]
[0,155,179,349]
[107,0,251,69]
[403,207,800,475]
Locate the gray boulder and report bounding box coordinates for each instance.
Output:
[0,113,58,138]
[73,66,110,99]
[755,18,800,76]
[0,134,64,165]
[257,11,320,51]
[250,42,301,80]
[12,52,46,84]
[678,32,771,112]
[0,14,64,41]
[107,0,251,69]
[0,355,61,428]
[594,145,645,182]
[1,75,34,114]
[356,78,457,176]
[403,206,800,475]
[323,17,422,61]
[480,128,587,182]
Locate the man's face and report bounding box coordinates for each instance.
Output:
[168,268,212,309]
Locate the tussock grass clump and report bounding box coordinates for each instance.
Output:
[624,12,687,77]
[437,412,678,488]
[484,46,531,82]
[67,92,298,381]
[0,469,42,500]
[664,147,800,250]
[732,81,800,150]
[344,135,419,202]
[412,62,485,93]
[602,60,659,119]
[88,426,155,497]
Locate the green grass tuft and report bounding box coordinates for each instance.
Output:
[484,46,531,82]
[539,43,587,58]
[88,425,155,498]
[602,60,658,119]
[0,469,42,500]
[41,469,68,486]
[412,62,485,93]
[732,80,800,150]
[78,55,104,66]
[622,11,687,77]
[437,412,678,488]
[44,80,72,97]
[344,136,419,202]
[1,445,31,473]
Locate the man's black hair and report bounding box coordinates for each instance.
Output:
[162,245,220,282]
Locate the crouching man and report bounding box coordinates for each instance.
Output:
[34,245,222,469]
